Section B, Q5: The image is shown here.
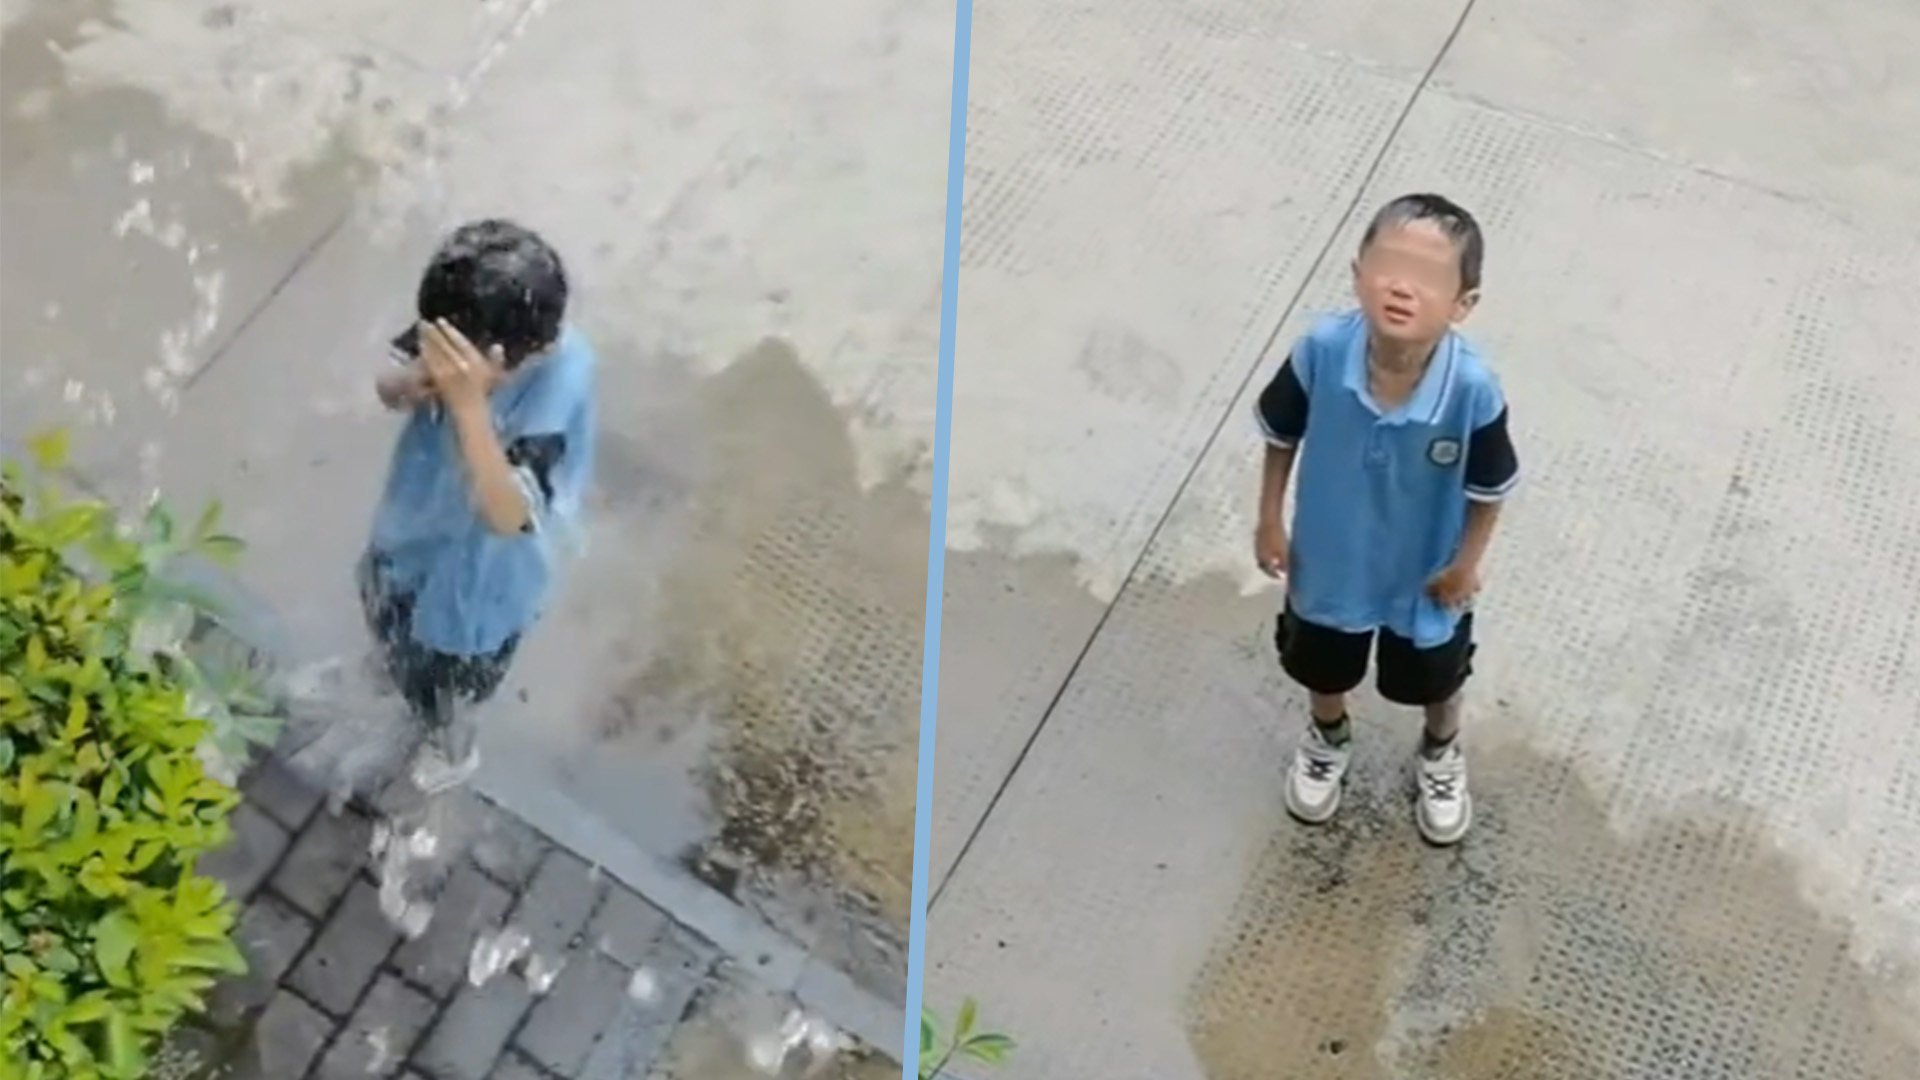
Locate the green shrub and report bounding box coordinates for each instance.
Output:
[0,432,274,1080]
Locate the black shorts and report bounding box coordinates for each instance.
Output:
[1275,605,1475,707]
[358,554,519,728]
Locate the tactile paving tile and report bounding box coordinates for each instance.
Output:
[937,0,1450,879]
[929,81,1920,1080]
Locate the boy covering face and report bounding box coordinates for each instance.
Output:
[361,219,597,794]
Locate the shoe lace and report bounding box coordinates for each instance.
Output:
[1422,761,1462,802]
[1303,755,1339,782]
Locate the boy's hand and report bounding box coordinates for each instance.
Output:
[417,319,505,415]
[375,370,435,411]
[1427,562,1481,609]
[1254,519,1289,578]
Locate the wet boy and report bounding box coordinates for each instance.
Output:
[362,219,596,793]
[1253,194,1519,846]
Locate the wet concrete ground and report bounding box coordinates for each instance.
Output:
[926,0,1920,1076]
[1,0,947,1046]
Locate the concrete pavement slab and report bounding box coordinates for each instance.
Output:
[929,64,1920,1080]
[936,0,1423,879]
[1436,0,1920,220]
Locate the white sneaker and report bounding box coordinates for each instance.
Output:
[1415,740,1472,845]
[1284,723,1352,824]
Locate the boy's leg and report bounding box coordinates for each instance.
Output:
[1274,607,1371,824]
[1377,614,1476,845]
[410,635,520,795]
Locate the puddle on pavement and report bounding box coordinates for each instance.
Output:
[579,338,925,997]
[647,971,899,1080]
[1185,736,1920,1080]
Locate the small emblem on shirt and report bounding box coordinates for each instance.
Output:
[1427,437,1462,467]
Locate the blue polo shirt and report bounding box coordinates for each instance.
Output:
[362,326,597,656]
[1256,310,1519,648]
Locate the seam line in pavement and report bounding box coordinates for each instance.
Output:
[929,0,1484,909]
[181,212,350,392]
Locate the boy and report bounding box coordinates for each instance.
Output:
[361,218,596,794]
[1253,194,1519,846]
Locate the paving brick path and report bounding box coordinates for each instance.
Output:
[173,755,725,1080]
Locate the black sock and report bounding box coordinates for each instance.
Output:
[1420,730,1457,759]
[1314,714,1352,746]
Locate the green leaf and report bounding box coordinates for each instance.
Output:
[104,1010,142,1077]
[920,1012,936,1055]
[191,500,222,542]
[60,992,112,1026]
[39,948,79,975]
[0,735,13,771]
[955,998,978,1043]
[91,914,137,985]
[143,503,174,546]
[196,534,244,564]
[21,783,58,837]
[961,1033,1016,1066]
[176,938,245,974]
[41,505,104,548]
[63,694,91,741]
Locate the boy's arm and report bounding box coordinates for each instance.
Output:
[1255,355,1311,523]
[376,369,434,410]
[1260,443,1297,527]
[447,401,533,535]
[1453,403,1520,573]
[1254,356,1310,573]
[1453,500,1502,572]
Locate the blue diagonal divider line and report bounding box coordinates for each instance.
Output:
[904,0,975,1074]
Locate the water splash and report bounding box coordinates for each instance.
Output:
[744,1009,852,1077]
[467,926,531,988]
[523,951,565,996]
[626,966,660,1005]
[278,655,420,810]
[363,1027,398,1075]
[107,155,223,415]
[371,820,439,939]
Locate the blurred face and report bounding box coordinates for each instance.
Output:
[1351,219,1478,345]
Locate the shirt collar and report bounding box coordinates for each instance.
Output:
[1340,325,1459,426]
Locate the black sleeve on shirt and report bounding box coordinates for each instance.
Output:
[1257,357,1310,446]
[1464,405,1520,501]
[505,433,568,531]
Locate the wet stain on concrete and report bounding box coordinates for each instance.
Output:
[1,0,376,486]
[599,338,926,996]
[1185,737,1920,1080]
[1073,324,1184,408]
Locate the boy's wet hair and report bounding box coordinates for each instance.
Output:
[399,219,568,368]
[1360,193,1484,293]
